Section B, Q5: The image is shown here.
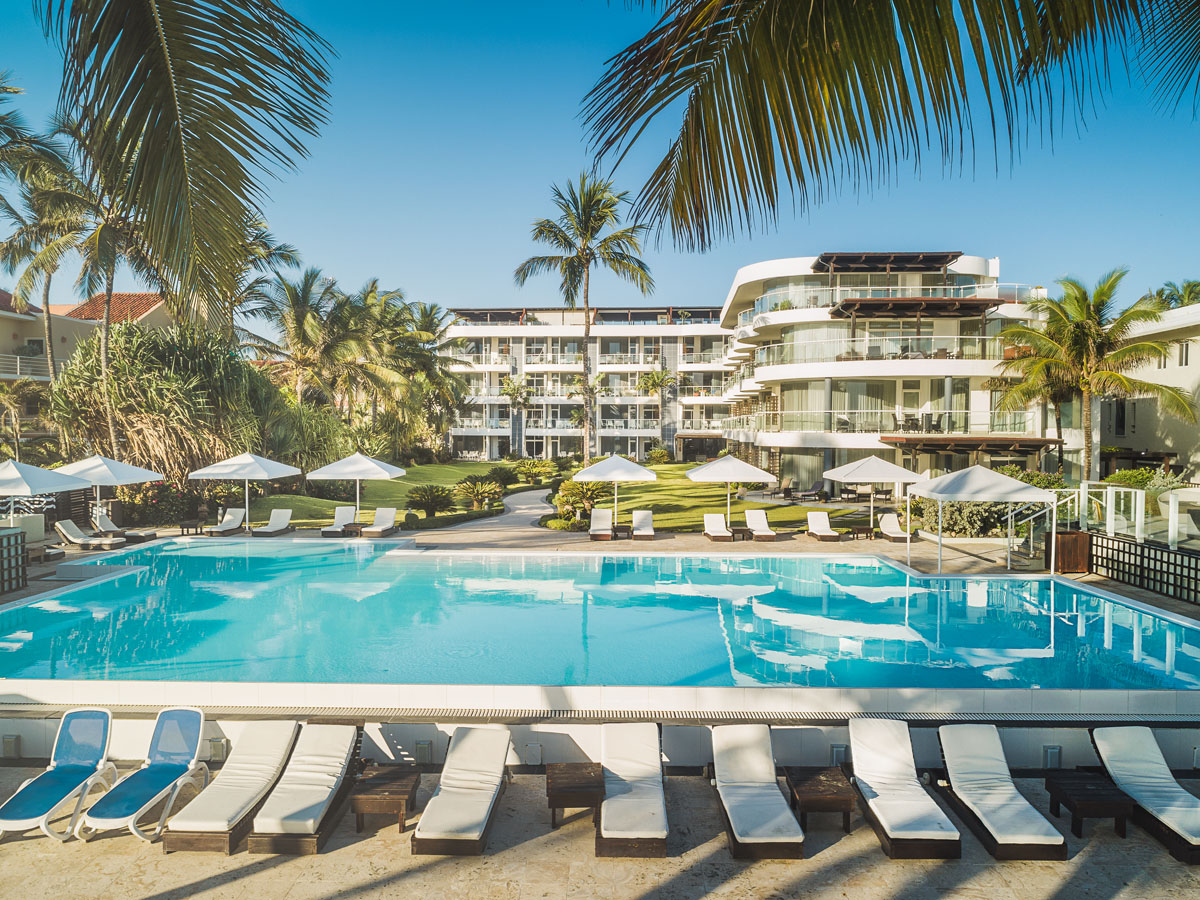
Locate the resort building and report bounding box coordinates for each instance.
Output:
[0,288,100,382]
[445,306,731,460]
[715,251,1083,487]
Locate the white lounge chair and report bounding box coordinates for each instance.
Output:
[848,718,960,858]
[412,726,511,856]
[744,509,777,542]
[878,513,909,543]
[362,507,397,538]
[321,505,355,538]
[711,724,804,859]
[597,723,667,857]
[55,519,125,550]
[631,510,654,541]
[251,508,294,537]
[590,507,614,541]
[164,720,300,854]
[936,725,1065,859]
[807,511,841,542]
[93,512,157,543]
[704,513,732,542]
[206,508,246,537]
[1093,726,1200,863]
[248,723,359,855]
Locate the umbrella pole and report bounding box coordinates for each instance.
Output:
[245,479,250,531]
[937,499,943,574]
[94,485,101,522]
[906,493,911,567]
[869,492,875,536]
[356,479,361,521]
[726,483,731,522]
[614,482,619,524]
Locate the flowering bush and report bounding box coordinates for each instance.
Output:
[116,481,200,526]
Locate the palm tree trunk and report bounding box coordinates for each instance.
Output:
[1081,389,1093,480]
[582,265,592,461]
[100,269,120,459]
[41,275,57,384]
[1054,403,1064,473]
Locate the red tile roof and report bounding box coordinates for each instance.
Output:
[0,289,40,316]
[61,292,163,323]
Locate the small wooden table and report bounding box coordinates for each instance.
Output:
[179,520,203,536]
[611,524,633,540]
[731,526,753,541]
[783,766,856,832]
[851,525,875,541]
[546,762,604,827]
[350,765,421,834]
[342,523,366,537]
[1045,771,1135,838]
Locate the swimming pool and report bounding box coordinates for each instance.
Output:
[1,541,1197,690]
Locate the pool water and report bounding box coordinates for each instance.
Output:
[1,541,1196,689]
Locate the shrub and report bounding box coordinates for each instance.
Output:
[514,458,556,483]
[552,455,577,472]
[407,484,455,518]
[545,516,589,532]
[645,448,671,464]
[116,480,199,526]
[486,465,518,487]
[912,466,1069,537]
[1104,468,1157,489]
[403,511,420,529]
[554,480,613,518]
[456,480,503,510]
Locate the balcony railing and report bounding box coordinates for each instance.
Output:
[455,418,512,430]
[600,419,659,430]
[755,335,1010,367]
[452,352,512,366]
[721,409,1031,435]
[526,418,581,430]
[598,353,661,366]
[524,352,584,365]
[678,418,724,431]
[736,282,1035,323]
[680,351,723,364]
[0,353,56,379]
[678,384,727,398]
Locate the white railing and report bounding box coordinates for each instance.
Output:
[722,409,1032,435]
[755,335,1013,367]
[524,352,583,365]
[600,419,659,430]
[598,353,661,366]
[455,418,511,430]
[738,282,1036,323]
[678,384,726,398]
[0,353,55,379]
[527,419,581,430]
[678,419,724,431]
[452,353,512,367]
[680,351,723,365]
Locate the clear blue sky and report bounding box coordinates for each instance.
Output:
[3,1,1198,309]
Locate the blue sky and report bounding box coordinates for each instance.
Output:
[3,1,1199,310]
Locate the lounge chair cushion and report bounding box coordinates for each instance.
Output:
[170,721,300,833]
[717,783,804,843]
[712,724,777,786]
[600,723,667,840]
[704,514,731,536]
[253,724,356,835]
[1094,727,1200,844]
[940,725,1062,845]
[0,766,95,822]
[363,508,396,537]
[85,764,190,823]
[414,727,511,841]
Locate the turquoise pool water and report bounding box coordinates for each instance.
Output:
[0,541,1196,688]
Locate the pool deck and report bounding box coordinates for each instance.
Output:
[0,765,1196,900]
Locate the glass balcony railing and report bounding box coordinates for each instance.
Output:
[680,351,724,364]
[737,283,1035,323]
[755,335,1011,367]
[455,418,512,430]
[600,419,659,430]
[453,352,512,366]
[526,418,581,430]
[524,352,583,365]
[678,384,727,398]
[598,353,661,366]
[678,418,724,431]
[721,409,1031,435]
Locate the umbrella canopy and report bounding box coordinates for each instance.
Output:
[823,454,924,536]
[58,455,165,516]
[0,460,90,498]
[686,455,777,519]
[573,455,656,522]
[188,453,302,527]
[307,452,406,519]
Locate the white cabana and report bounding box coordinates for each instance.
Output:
[58,455,165,517]
[822,455,924,540]
[573,455,655,523]
[307,452,406,520]
[686,455,777,519]
[0,461,91,514]
[906,465,1056,573]
[188,453,302,528]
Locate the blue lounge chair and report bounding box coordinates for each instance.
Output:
[76,707,208,842]
[0,708,116,842]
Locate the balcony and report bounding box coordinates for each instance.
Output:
[598,353,661,367]
[755,335,1010,367]
[453,418,511,431]
[526,418,582,432]
[0,353,57,380]
[678,384,727,399]
[677,418,724,432]
[680,350,727,367]
[523,352,584,367]
[600,419,659,431]
[451,352,512,368]
[724,409,1033,436]
[738,283,1035,323]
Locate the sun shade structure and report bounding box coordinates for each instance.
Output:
[58,455,165,516]
[823,455,924,554]
[686,455,777,519]
[907,465,1056,573]
[0,461,91,513]
[188,453,302,528]
[574,455,656,523]
[307,452,406,520]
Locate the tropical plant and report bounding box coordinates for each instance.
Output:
[637,367,688,445]
[514,173,653,457]
[499,375,532,457]
[486,464,519,487]
[991,369,1074,474]
[998,268,1196,478]
[646,447,671,464]
[514,458,546,483]
[1161,280,1200,308]
[0,378,47,461]
[455,479,502,510]
[407,483,454,518]
[553,479,613,518]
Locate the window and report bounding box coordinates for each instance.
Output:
[1114,401,1126,437]
[1180,343,1191,366]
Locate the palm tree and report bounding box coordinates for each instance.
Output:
[637,367,689,446]
[499,375,532,457]
[584,4,1200,249]
[38,0,332,317]
[567,374,609,460]
[991,374,1074,474]
[998,268,1196,478]
[1163,280,1200,308]
[0,378,47,461]
[514,173,654,458]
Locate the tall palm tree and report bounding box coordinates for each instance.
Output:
[637,367,688,446]
[998,268,1196,478]
[514,173,654,458]
[584,3,1200,250]
[0,378,47,461]
[500,375,532,457]
[991,373,1074,474]
[1163,280,1200,308]
[567,374,609,459]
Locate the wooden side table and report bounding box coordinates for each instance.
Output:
[731,526,753,541]
[546,762,605,827]
[350,765,421,834]
[179,520,202,536]
[1045,771,1134,838]
[611,524,632,540]
[342,523,366,537]
[851,525,875,541]
[783,766,856,832]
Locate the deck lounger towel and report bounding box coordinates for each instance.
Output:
[412,726,511,856]
[206,508,246,537]
[807,511,841,542]
[631,510,654,541]
[597,723,668,857]
[362,507,397,538]
[936,725,1065,859]
[321,506,356,538]
[704,514,733,542]
[878,514,908,543]
[164,720,300,854]
[590,508,614,541]
[77,707,208,843]
[745,509,777,542]
[711,724,804,859]
[93,512,157,543]
[251,509,294,537]
[248,723,358,855]
[55,519,126,550]
[848,718,960,858]
[1093,726,1200,863]
[0,708,116,842]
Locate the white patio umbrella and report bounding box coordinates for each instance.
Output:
[907,465,1055,573]
[58,455,165,517]
[187,453,302,528]
[306,452,406,520]
[0,460,91,514]
[686,455,777,520]
[823,455,925,554]
[573,455,656,523]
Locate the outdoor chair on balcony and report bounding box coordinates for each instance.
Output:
[866,345,884,361]
[932,348,950,360]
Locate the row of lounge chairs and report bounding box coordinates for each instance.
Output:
[321,506,397,538]
[204,506,398,538]
[704,510,776,541]
[54,516,158,551]
[589,508,911,543]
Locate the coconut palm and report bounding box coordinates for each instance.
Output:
[1163,280,1200,308]
[998,268,1196,478]
[567,374,609,460]
[499,375,532,457]
[991,373,1074,474]
[637,367,689,445]
[514,173,654,458]
[0,378,47,461]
